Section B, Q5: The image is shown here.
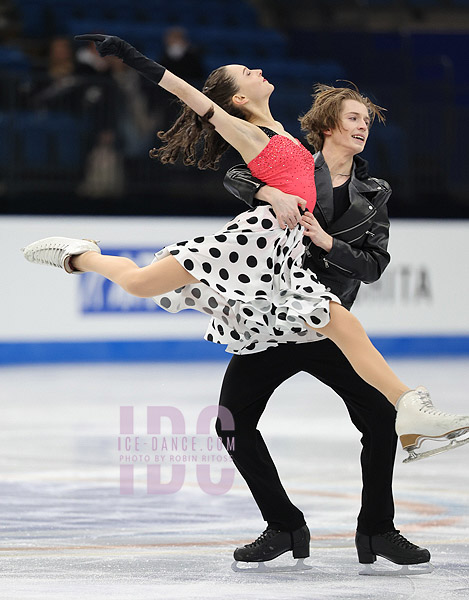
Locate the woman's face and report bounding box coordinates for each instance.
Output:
[326,99,370,154]
[224,64,274,107]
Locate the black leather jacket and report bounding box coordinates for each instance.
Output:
[223,152,391,309]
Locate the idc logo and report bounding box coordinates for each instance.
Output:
[118,406,236,495]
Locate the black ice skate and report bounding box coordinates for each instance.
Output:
[231,525,311,573]
[356,530,433,576]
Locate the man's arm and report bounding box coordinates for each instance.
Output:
[224,164,306,229]
[308,190,391,284]
[323,201,390,284]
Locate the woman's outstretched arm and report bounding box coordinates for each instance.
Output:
[75,34,267,162]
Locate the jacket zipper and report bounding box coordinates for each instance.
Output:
[329,210,377,236]
[323,257,353,273]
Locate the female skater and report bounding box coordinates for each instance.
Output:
[23,35,469,460]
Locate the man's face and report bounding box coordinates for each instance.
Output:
[325,99,370,154]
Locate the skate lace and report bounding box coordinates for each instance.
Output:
[381,530,418,550]
[417,389,461,419]
[33,242,67,267]
[246,528,279,548]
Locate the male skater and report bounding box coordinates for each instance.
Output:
[217,84,431,574]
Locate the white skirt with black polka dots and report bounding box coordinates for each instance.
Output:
[152,205,340,354]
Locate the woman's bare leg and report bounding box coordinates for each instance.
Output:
[72,251,199,297]
[314,302,409,406]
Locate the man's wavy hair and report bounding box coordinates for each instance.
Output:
[299,82,386,151]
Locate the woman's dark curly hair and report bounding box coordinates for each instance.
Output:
[150,66,246,170]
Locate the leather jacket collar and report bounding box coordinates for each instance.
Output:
[313,151,382,230]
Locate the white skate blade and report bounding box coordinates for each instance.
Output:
[359,562,434,576]
[403,435,469,463]
[231,558,312,573]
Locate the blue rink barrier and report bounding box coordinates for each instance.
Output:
[1,336,469,365]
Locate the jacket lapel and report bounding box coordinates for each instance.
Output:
[313,152,377,235]
[312,152,334,225]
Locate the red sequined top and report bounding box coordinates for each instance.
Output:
[247,134,316,212]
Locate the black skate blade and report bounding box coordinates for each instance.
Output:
[403,436,469,463]
[359,562,433,576]
[231,558,312,573]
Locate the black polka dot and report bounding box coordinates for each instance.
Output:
[227,223,239,230]
[303,286,313,293]
[206,333,213,342]
[256,290,267,295]
[202,262,212,273]
[257,237,267,249]
[223,305,230,316]
[267,257,273,269]
[274,263,281,275]
[236,234,248,245]
[189,248,199,253]
[238,274,250,283]
[247,216,258,224]
[183,259,194,271]
[246,256,257,268]
[219,268,229,280]
[311,316,321,325]
[230,330,241,340]
[200,278,209,286]
[261,274,272,283]
[208,297,218,309]
[229,252,239,263]
[243,308,254,317]
[203,307,213,315]
[293,271,305,278]
[234,289,245,296]
[216,284,227,293]
[160,297,171,308]
[273,327,284,336]
[278,312,287,321]
[217,324,224,335]
[191,288,201,298]
[262,219,273,229]
[209,247,221,258]
[246,343,257,351]
[185,298,196,306]
[215,234,227,242]
[287,257,293,268]
[194,236,205,243]
[170,249,180,255]
[174,287,184,294]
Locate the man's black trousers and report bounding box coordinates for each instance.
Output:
[216,339,398,535]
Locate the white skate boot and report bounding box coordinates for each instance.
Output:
[396,386,469,462]
[22,237,101,274]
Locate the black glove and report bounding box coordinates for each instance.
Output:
[75,34,166,85]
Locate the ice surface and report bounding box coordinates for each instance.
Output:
[1,359,468,599]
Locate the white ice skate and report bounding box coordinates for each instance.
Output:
[22,237,101,274]
[396,386,469,462]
